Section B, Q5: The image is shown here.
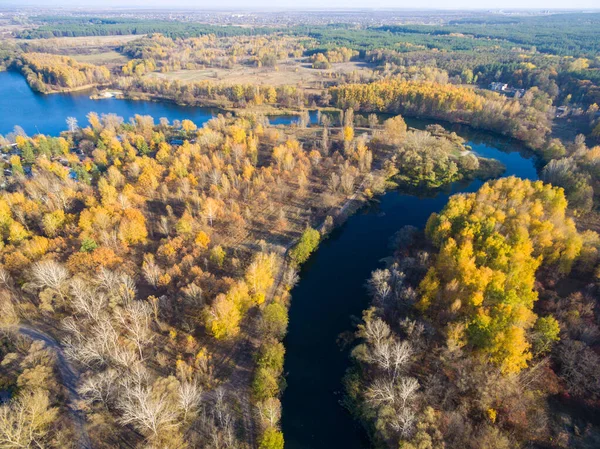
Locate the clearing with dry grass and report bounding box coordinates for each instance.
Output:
[71,50,129,66]
[147,59,372,92]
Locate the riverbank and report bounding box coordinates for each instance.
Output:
[89,89,124,100]
[0,71,219,136]
[280,122,538,449]
[120,89,319,118]
[26,80,110,95]
[122,84,553,161]
[250,122,523,449]
[5,69,561,166]
[42,83,109,95]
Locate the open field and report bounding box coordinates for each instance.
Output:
[0,24,33,37]
[71,50,129,66]
[17,34,142,47]
[147,59,374,90]
[15,34,139,67]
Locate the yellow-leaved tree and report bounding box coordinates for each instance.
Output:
[420,177,589,374]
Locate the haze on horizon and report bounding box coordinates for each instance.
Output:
[2,0,600,10]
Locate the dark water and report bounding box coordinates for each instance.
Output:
[0,70,539,449]
[281,121,538,449]
[0,71,311,136]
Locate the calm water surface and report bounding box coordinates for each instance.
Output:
[0,70,538,449]
[0,70,309,136]
[281,120,538,449]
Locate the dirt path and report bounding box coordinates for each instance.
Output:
[12,325,92,449]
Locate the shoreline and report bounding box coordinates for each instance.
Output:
[10,68,540,161]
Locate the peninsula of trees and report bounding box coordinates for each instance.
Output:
[0,9,599,449]
[347,177,600,448]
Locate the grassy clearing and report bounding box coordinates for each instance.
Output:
[147,59,371,90]
[71,50,129,65]
[19,34,142,47]
[13,34,138,68]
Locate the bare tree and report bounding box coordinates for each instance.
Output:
[366,378,397,406]
[256,397,281,429]
[283,266,299,289]
[31,260,69,296]
[391,407,416,437]
[363,317,391,348]
[116,301,153,362]
[66,116,78,133]
[209,169,222,187]
[371,338,393,371]
[79,369,119,407]
[112,345,139,369]
[62,316,119,368]
[0,292,18,326]
[391,341,413,380]
[142,256,161,289]
[118,379,180,438]
[96,268,120,295]
[118,273,137,306]
[321,126,329,155]
[340,171,355,195]
[70,278,107,322]
[213,387,234,431]
[327,172,340,193]
[558,340,600,398]
[158,215,170,236]
[343,108,354,128]
[183,283,203,306]
[178,379,202,422]
[397,376,419,408]
[0,389,58,448]
[0,267,11,286]
[368,113,379,129]
[368,269,392,304]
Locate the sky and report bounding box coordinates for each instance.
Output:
[2,0,599,9]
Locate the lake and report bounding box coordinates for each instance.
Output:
[0,70,309,137]
[0,69,538,449]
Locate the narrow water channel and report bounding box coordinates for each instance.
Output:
[281,122,538,449]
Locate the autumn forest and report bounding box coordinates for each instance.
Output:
[0,7,599,449]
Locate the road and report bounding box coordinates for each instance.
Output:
[10,325,92,449]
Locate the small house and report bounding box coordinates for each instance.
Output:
[490,82,508,92]
[556,106,569,117]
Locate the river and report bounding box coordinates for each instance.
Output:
[280,122,538,449]
[0,70,538,449]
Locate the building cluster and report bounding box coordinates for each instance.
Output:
[489,82,526,98]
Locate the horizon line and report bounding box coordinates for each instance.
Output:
[0,4,600,12]
[1,5,600,11]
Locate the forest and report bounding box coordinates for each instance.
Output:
[347,177,600,448]
[378,13,600,57]
[331,79,553,150]
[16,14,600,57]
[15,18,281,40]
[0,8,599,449]
[6,14,600,146]
[0,106,501,448]
[15,52,111,93]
